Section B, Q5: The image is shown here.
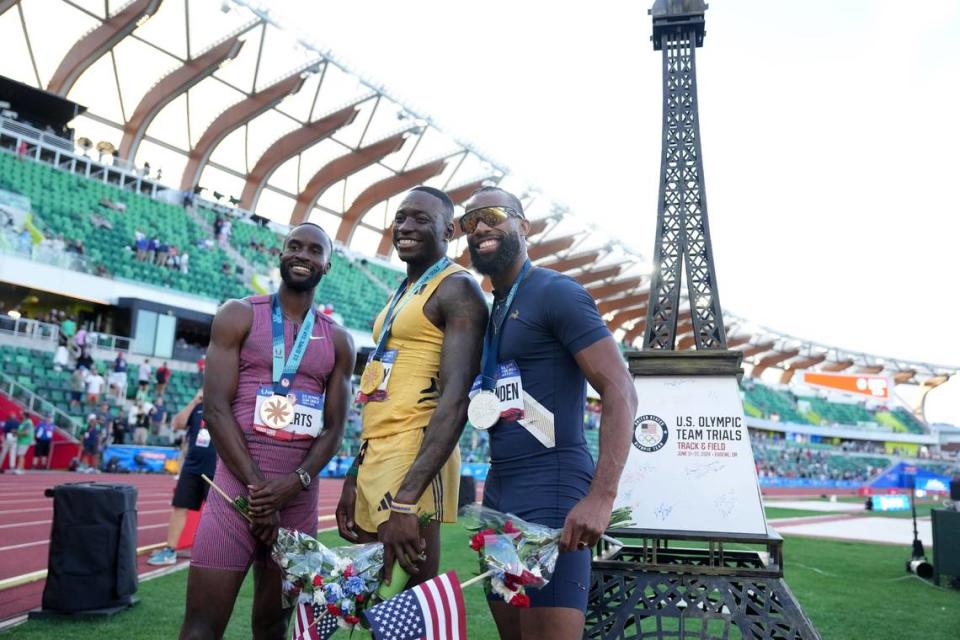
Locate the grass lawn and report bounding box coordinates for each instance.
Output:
[7,525,959,639]
[764,507,833,519]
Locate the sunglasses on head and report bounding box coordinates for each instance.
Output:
[459,206,524,234]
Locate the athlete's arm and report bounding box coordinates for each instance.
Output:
[558,337,638,551]
[380,273,488,578]
[248,326,356,517]
[171,389,202,431]
[203,301,266,484]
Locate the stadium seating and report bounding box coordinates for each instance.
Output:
[0,344,198,441]
[752,441,890,483]
[0,151,250,301]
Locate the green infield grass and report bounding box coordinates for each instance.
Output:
[6,525,958,639]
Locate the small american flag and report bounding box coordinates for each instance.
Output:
[364,570,467,640]
[292,602,339,640]
[641,421,659,434]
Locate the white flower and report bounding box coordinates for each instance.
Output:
[299,592,313,605]
[489,577,519,603]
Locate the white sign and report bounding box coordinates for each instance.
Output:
[614,376,767,535]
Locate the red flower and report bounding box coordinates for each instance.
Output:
[510,593,530,608]
[356,594,365,603]
[504,573,520,590]
[503,520,519,534]
[344,615,360,625]
[327,604,341,617]
[343,564,355,577]
[470,528,498,552]
[312,575,323,587]
[469,532,485,551]
[520,570,539,586]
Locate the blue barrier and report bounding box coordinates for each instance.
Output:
[102,445,179,473]
[758,477,862,489]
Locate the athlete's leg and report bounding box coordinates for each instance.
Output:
[165,507,189,548]
[179,566,247,640]
[520,608,585,640]
[408,520,441,587]
[251,559,293,640]
[488,601,522,640]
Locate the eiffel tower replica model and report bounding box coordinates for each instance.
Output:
[584,3,820,638]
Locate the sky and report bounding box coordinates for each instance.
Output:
[273,0,960,424]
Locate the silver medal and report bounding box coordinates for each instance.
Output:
[468,390,500,430]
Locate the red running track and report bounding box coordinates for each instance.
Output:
[0,472,346,623]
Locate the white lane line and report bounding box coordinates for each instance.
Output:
[0,508,172,530]
[0,523,168,552]
[0,501,172,516]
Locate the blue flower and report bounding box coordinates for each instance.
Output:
[340,599,355,614]
[344,576,366,596]
[324,583,344,603]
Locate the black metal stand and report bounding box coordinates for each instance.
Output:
[585,530,820,639]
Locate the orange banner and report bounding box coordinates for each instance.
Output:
[801,371,890,399]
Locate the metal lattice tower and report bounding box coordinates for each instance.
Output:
[644,0,727,351]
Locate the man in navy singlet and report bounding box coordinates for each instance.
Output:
[461,186,638,639]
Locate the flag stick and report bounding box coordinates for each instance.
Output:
[201,474,252,522]
[459,569,494,589]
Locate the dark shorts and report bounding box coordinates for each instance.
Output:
[482,450,595,611]
[172,471,210,510]
[70,391,82,401]
[82,443,98,455]
[34,440,51,457]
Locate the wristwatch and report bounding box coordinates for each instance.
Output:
[294,466,311,490]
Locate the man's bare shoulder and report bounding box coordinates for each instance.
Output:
[435,271,486,306]
[212,298,254,337]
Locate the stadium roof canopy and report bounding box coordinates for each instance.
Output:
[0,0,955,388]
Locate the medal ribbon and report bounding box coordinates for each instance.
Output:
[371,256,450,361]
[270,294,316,394]
[479,260,531,391]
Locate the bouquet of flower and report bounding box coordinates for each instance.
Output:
[272,527,384,632]
[460,504,634,607]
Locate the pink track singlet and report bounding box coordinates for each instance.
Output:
[191,294,335,571]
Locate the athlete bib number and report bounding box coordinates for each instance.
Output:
[195,424,212,448]
[253,386,324,441]
[356,349,397,404]
[469,361,525,422]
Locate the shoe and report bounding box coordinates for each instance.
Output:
[147,547,177,566]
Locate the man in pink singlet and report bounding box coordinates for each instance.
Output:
[180,223,355,640]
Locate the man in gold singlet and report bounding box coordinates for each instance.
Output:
[336,186,488,587]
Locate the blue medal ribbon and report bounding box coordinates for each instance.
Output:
[270,294,316,395]
[371,256,450,362]
[479,260,531,391]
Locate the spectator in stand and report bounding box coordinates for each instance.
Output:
[94,401,112,434]
[85,368,106,406]
[51,234,65,253]
[135,235,148,261]
[155,239,169,266]
[179,251,189,274]
[138,359,152,394]
[60,315,77,342]
[167,246,179,270]
[155,362,171,397]
[147,390,216,566]
[15,414,34,473]
[196,354,205,380]
[33,413,54,469]
[110,352,128,401]
[76,349,94,371]
[2,412,19,472]
[74,325,87,352]
[69,367,87,411]
[110,413,127,445]
[149,397,167,437]
[80,415,101,471]
[52,343,69,371]
[146,236,158,264]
